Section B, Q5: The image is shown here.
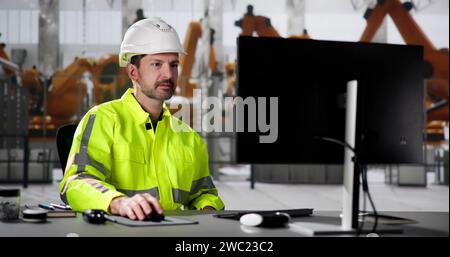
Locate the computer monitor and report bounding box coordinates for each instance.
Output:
[236,36,424,165]
[235,36,424,232]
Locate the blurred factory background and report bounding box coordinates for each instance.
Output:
[0,0,448,211]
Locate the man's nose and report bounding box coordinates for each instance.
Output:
[160,63,174,79]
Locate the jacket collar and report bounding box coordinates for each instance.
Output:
[121,88,171,124]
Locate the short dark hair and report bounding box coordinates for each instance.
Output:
[130,54,146,68]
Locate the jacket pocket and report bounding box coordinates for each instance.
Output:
[170,146,195,190]
[112,143,146,164]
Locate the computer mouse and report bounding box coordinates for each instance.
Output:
[143,210,165,222]
[82,209,118,224]
[240,213,263,227]
[83,209,107,224]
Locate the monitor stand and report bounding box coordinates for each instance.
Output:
[341,80,358,230]
[289,220,404,236]
[292,80,403,236]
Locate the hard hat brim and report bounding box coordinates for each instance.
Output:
[119,50,187,67]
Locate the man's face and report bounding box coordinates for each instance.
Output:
[131,53,179,101]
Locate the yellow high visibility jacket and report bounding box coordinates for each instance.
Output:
[59,88,224,212]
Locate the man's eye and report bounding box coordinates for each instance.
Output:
[152,63,162,67]
[171,63,179,68]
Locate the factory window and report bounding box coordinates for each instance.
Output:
[60,10,121,45]
[0,9,39,44]
[0,10,121,45]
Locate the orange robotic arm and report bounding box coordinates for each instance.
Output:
[46,58,93,119]
[239,15,280,37]
[92,54,130,104]
[360,0,448,124]
[179,22,202,97]
[178,21,219,97]
[0,43,17,77]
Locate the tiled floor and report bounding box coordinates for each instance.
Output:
[216,166,449,212]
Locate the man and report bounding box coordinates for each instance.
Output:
[59,18,224,221]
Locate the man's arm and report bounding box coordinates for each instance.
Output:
[60,108,165,220]
[59,109,124,213]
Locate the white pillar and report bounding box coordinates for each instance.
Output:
[286,0,306,36]
[200,0,224,180]
[38,0,59,76]
[207,0,224,73]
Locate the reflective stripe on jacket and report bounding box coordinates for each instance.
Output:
[59,88,225,212]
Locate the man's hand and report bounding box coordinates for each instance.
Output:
[109,193,163,220]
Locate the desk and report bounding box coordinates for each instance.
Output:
[1,210,448,237]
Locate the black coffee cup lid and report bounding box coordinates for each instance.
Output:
[0,188,20,197]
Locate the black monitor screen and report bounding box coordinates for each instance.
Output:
[236,36,424,164]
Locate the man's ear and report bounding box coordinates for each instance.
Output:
[126,64,139,81]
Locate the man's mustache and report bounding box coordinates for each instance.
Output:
[155,79,175,88]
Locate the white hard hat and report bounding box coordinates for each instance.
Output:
[119,17,185,67]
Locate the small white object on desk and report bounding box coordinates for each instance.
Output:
[240,213,263,227]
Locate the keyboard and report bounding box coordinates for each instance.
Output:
[214,208,313,220]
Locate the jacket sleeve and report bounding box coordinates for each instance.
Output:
[187,135,225,210]
[59,108,124,213]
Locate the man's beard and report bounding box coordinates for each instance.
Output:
[142,79,176,101]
